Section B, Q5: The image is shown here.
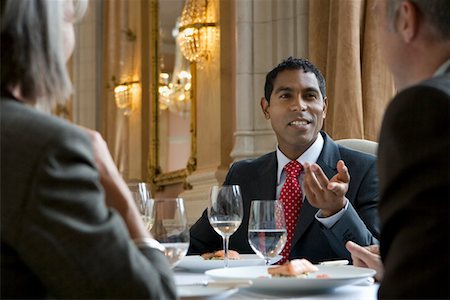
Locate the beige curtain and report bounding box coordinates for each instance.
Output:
[309,0,395,141]
[102,0,143,179]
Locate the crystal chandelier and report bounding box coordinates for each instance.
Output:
[158,70,191,116]
[177,0,218,64]
[158,20,192,116]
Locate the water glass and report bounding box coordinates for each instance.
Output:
[151,198,189,267]
[248,200,287,265]
[128,182,154,232]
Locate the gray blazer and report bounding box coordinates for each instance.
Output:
[189,131,380,263]
[1,97,176,299]
[377,71,450,299]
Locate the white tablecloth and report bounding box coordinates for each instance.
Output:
[174,268,379,300]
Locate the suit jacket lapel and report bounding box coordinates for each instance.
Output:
[250,152,278,200]
[291,132,341,246]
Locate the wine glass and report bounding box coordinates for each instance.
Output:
[248,200,287,265]
[127,182,154,232]
[207,185,243,268]
[151,198,189,267]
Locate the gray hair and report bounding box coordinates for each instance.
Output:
[1,0,87,112]
[386,0,450,39]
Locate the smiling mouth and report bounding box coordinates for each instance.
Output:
[289,120,311,126]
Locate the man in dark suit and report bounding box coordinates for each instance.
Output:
[188,57,380,263]
[347,0,449,299]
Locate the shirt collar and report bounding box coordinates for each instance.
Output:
[276,133,324,184]
[434,58,450,77]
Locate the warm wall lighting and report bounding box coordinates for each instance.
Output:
[177,0,218,65]
[159,70,191,116]
[159,19,192,116]
[114,81,139,116]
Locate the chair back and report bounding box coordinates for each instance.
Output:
[335,139,378,156]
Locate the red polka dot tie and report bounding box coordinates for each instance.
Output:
[279,160,303,264]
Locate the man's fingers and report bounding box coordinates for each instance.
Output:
[346,241,368,268]
[304,164,319,189]
[310,163,330,188]
[327,182,345,194]
[346,241,383,282]
[302,176,316,202]
[367,244,380,255]
[337,160,350,183]
[352,257,369,269]
[345,241,374,261]
[304,164,325,198]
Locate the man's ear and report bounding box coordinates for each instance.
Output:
[322,96,328,119]
[260,97,270,119]
[397,0,420,43]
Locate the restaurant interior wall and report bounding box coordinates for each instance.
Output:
[70,0,393,225]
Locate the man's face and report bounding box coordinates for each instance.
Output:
[261,69,327,160]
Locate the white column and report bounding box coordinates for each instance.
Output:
[231,0,309,162]
[181,0,310,224]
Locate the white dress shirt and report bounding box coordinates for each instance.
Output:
[434,58,450,76]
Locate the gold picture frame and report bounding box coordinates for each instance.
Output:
[148,0,197,192]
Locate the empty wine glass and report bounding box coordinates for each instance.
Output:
[248,200,287,265]
[151,198,189,267]
[127,182,154,232]
[207,185,243,268]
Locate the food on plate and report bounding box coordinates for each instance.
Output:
[315,273,331,279]
[268,258,318,278]
[201,250,241,260]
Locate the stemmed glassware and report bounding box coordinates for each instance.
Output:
[151,198,190,268]
[248,200,287,265]
[127,182,155,232]
[207,185,243,268]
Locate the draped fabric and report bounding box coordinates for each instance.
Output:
[102,0,143,178]
[102,0,127,174]
[309,0,395,141]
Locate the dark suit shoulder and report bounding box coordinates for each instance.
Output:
[0,98,91,164]
[337,145,376,168]
[382,81,449,139]
[387,75,450,116]
[334,144,378,202]
[1,98,87,140]
[231,152,275,168]
[320,133,376,175]
[377,76,449,299]
[228,152,276,175]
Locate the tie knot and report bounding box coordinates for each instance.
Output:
[284,160,303,178]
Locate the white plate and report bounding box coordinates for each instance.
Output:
[177,286,238,300]
[205,265,376,295]
[177,254,282,272]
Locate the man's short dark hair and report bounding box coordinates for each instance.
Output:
[264,57,326,102]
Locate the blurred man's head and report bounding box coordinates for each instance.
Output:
[373,0,450,90]
[385,0,450,39]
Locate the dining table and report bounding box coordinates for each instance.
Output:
[174,266,379,300]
